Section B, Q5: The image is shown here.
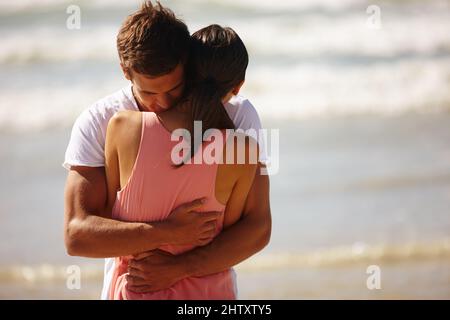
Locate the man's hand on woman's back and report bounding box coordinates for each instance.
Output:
[164,198,221,247]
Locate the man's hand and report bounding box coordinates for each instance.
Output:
[126,250,183,293]
[64,165,221,257]
[164,198,221,246]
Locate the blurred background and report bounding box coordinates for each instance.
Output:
[0,0,449,299]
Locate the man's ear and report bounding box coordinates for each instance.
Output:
[121,63,131,81]
[232,80,245,95]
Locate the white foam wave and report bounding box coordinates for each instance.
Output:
[0,81,127,132]
[0,0,449,130]
[0,57,449,131]
[236,238,450,271]
[243,58,450,120]
[0,0,139,14]
[0,27,118,65]
[1,1,449,65]
[0,239,448,283]
[0,0,361,15]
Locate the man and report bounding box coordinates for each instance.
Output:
[63,1,271,298]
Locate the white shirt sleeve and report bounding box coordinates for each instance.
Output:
[62,108,106,170]
[225,96,268,165]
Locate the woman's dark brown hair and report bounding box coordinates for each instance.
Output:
[184,24,249,159]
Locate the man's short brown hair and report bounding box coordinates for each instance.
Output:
[117,1,190,77]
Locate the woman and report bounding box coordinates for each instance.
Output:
[104,25,258,299]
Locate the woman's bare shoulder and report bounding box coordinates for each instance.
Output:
[109,110,141,128]
[107,110,142,147]
[223,131,260,168]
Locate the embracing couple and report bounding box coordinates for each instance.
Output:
[63,1,271,300]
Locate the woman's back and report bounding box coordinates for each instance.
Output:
[106,110,257,299]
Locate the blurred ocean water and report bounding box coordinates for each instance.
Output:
[0,0,449,130]
[0,0,449,299]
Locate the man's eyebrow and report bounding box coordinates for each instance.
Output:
[142,81,184,95]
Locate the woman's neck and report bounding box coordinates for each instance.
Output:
[157,101,192,132]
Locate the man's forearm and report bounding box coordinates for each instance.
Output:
[180,213,271,278]
[66,215,170,258]
[179,168,272,278]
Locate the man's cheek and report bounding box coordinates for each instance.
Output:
[142,96,153,106]
[156,97,171,110]
[140,96,155,110]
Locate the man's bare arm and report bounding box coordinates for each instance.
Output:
[180,166,271,277]
[64,166,170,258]
[64,166,213,258]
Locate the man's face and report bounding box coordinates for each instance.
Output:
[125,63,185,112]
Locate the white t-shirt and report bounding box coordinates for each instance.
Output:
[63,84,267,299]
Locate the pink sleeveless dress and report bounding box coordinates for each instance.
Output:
[109,112,237,300]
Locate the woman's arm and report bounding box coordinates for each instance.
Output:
[221,135,259,228]
[104,111,143,214]
[104,114,122,215]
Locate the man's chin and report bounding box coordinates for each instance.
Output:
[155,106,169,113]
